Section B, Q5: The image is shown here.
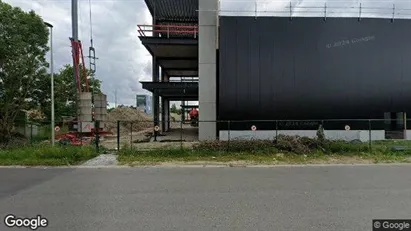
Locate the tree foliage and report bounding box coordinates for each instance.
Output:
[34,64,102,122]
[170,103,181,115]
[0,1,49,141]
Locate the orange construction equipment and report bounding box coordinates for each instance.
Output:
[189,108,199,119]
[189,108,199,127]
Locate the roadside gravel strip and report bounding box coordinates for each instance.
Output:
[81,154,119,166]
[2,163,411,168]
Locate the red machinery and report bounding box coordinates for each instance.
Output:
[55,39,112,146]
[70,39,90,93]
[189,108,199,127]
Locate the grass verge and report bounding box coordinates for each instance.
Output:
[0,144,98,166]
[118,136,411,166]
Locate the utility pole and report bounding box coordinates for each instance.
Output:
[44,22,54,146]
[72,0,79,87]
[72,0,78,40]
[72,0,81,130]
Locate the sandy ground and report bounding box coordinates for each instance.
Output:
[100,124,199,150]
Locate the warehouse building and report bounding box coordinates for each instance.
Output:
[139,0,411,141]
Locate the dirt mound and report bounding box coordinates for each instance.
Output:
[105,108,153,135]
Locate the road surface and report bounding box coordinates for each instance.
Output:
[0,165,410,230]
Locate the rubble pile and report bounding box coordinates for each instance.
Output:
[106,107,153,135]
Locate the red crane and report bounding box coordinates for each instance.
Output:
[55,39,112,146]
[70,38,90,93]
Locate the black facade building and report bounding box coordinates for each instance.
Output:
[218,16,411,131]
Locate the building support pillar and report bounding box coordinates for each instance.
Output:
[199,0,218,140]
[167,103,171,130]
[161,99,169,132]
[152,58,160,130]
[160,71,169,132]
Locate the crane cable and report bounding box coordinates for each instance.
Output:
[87,0,98,76]
[89,0,94,48]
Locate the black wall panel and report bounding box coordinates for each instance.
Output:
[218,16,411,129]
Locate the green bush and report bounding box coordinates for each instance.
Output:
[194,140,275,153]
[193,135,372,155]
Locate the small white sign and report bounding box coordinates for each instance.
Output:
[251,125,257,131]
[154,126,160,131]
[345,125,351,131]
[54,126,60,132]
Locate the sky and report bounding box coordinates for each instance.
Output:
[4,0,411,106]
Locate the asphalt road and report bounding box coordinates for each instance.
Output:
[0,165,410,231]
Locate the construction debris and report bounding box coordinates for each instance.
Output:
[105,107,153,135]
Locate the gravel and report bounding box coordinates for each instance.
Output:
[81,154,118,166]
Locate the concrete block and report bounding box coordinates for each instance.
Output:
[94,107,107,115]
[93,94,107,101]
[94,114,107,121]
[79,92,92,100]
[94,101,107,108]
[79,100,92,107]
[78,122,93,132]
[79,107,92,115]
[79,115,92,122]
[199,26,217,64]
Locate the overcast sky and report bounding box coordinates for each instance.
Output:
[4,0,411,106]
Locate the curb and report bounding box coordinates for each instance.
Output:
[1,163,411,169]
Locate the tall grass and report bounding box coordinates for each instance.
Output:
[0,144,98,166]
[117,136,411,164]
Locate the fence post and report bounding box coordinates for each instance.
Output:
[358,3,362,21]
[80,121,83,146]
[254,0,257,19]
[227,120,230,152]
[392,4,395,22]
[30,124,33,144]
[154,127,157,142]
[368,119,372,153]
[95,120,100,153]
[180,118,183,150]
[130,122,133,149]
[275,120,278,141]
[117,120,120,151]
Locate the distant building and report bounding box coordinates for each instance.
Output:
[136,94,152,115]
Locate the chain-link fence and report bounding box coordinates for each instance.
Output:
[97,118,411,153]
[4,118,411,153]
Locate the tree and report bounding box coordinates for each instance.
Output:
[33,64,102,122]
[170,103,181,115]
[0,1,49,141]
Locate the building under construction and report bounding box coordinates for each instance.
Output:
[139,0,210,140]
[139,0,411,141]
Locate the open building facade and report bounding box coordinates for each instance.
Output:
[139,0,411,141]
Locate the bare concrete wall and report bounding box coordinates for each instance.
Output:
[199,0,218,140]
[219,130,386,142]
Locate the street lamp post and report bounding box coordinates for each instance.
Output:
[44,22,55,146]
